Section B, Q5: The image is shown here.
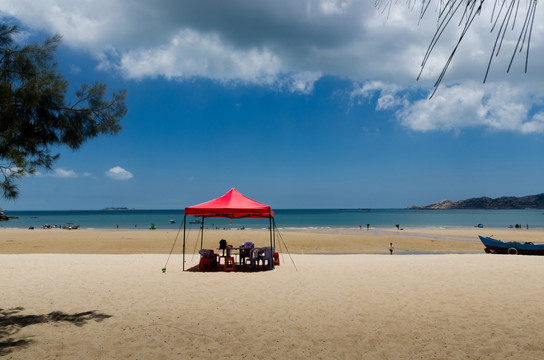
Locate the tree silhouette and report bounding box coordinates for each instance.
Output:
[376,0,538,97]
[0,307,112,356]
[0,24,127,199]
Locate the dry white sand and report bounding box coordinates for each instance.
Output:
[3,253,544,359]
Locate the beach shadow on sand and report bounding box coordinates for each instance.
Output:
[185,263,276,272]
[0,307,112,356]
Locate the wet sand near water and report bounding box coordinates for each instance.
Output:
[2,226,538,254]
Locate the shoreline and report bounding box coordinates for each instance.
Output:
[1,226,541,255]
[2,224,542,230]
[3,207,543,232]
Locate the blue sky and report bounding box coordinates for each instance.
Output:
[2,1,544,210]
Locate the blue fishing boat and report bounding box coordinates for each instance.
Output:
[479,235,544,255]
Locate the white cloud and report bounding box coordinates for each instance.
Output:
[350,81,405,110]
[280,71,323,94]
[397,84,488,132]
[354,80,544,134]
[319,0,351,15]
[114,29,283,86]
[4,167,25,176]
[522,112,544,134]
[51,168,78,178]
[3,0,544,129]
[105,166,133,180]
[9,1,537,88]
[35,168,88,178]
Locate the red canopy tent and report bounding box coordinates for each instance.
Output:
[182,188,275,270]
[185,188,274,219]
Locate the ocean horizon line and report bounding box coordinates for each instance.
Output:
[4,207,407,212]
[5,207,544,212]
[1,208,542,230]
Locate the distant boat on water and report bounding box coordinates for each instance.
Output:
[479,235,544,255]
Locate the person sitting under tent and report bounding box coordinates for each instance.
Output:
[219,239,227,255]
[218,239,234,259]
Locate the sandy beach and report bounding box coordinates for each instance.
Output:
[2,227,544,359]
[2,226,539,254]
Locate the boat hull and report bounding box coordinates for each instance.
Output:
[479,235,544,255]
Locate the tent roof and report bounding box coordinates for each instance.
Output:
[185,188,274,218]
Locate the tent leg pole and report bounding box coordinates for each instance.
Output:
[269,216,273,247]
[272,217,276,249]
[269,216,274,270]
[182,215,186,271]
[200,217,205,250]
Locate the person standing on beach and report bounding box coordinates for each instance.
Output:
[389,243,394,255]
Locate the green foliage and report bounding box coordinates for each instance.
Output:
[0,24,127,200]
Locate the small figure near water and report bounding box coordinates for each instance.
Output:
[389,243,394,255]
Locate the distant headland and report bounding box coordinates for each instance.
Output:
[0,212,18,221]
[408,193,544,209]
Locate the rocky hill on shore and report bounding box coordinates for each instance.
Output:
[0,212,19,221]
[408,193,544,209]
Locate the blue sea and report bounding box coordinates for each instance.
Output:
[1,208,543,230]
